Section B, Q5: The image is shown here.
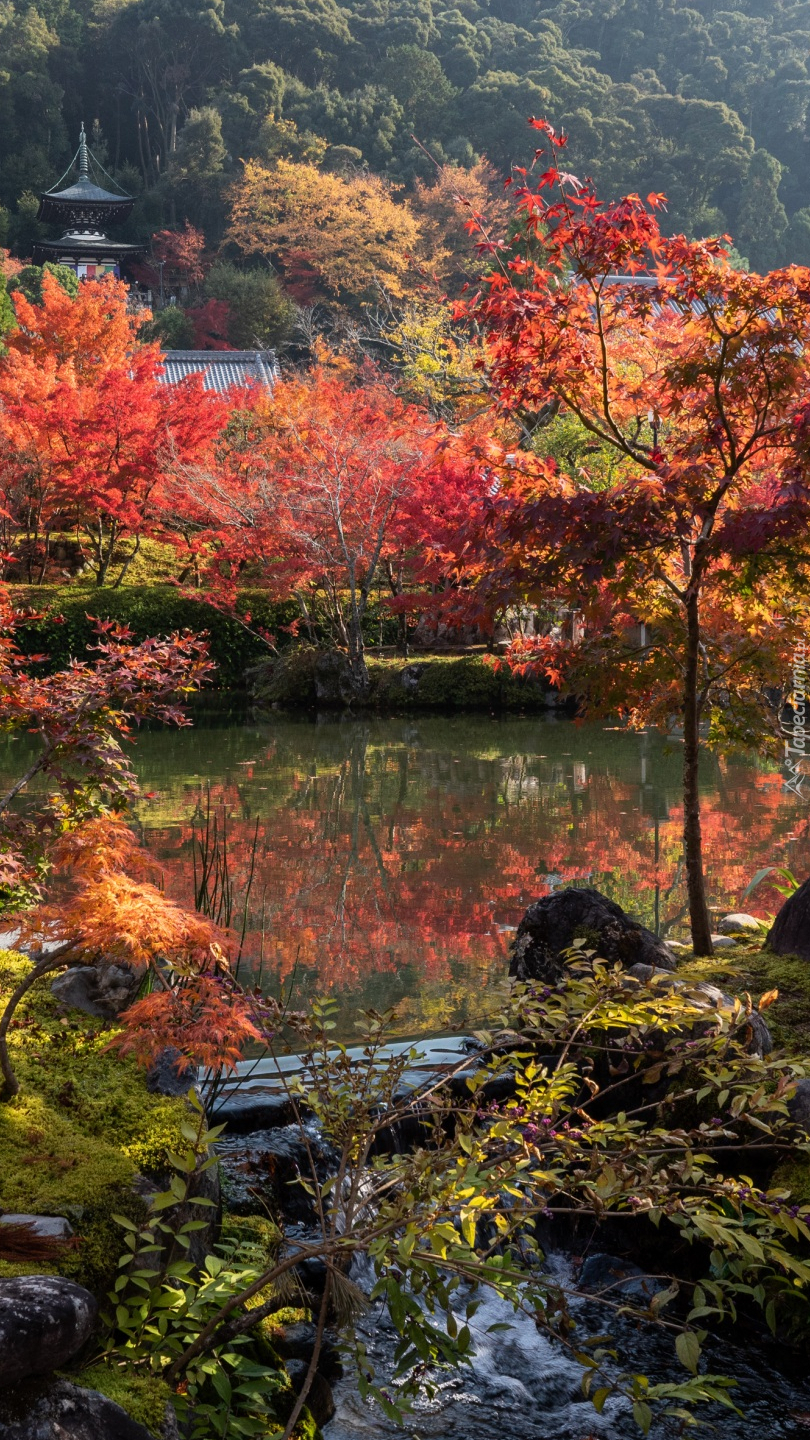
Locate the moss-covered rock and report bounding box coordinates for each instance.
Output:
[677,944,810,1054]
[72,1363,172,1435]
[0,950,188,1295]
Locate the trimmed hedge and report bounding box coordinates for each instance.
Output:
[9,586,410,690]
[9,586,299,691]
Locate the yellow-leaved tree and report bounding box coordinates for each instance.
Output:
[225,158,423,307]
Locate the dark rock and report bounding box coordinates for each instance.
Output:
[510,888,676,983]
[292,1254,329,1300]
[768,878,810,961]
[578,1253,661,1303]
[0,1215,73,1241]
[0,1277,97,1387]
[625,968,772,1057]
[146,1048,196,1097]
[209,1090,300,1134]
[788,1078,810,1130]
[314,651,364,707]
[273,1321,343,1381]
[283,1362,336,1427]
[217,1123,336,1222]
[399,663,430,695]
[0,1380,158,1438]
[51,963,139,1019]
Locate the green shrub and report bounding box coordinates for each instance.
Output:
[9,585,299,691]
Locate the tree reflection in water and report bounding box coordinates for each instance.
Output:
[129,714,810,1039]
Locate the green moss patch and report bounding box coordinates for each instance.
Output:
[0,949,188,1293]
[76,1364,172,1434]
[259,647,555,713]
[677,943,810,1054]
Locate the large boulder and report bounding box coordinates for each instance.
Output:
[510,888,676,984]
[768,878,810,960]
[0,1277,97,1387]
[51,963,139,1019]
[0,1381,159,1439]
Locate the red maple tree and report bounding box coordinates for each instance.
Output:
[443,121,810,954]
[173,364,438,694]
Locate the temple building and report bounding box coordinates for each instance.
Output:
[33,124,140,279]
[31,124,277,393]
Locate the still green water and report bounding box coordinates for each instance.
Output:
[122,712,809,1039]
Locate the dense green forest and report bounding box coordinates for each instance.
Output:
[3,0,810,275]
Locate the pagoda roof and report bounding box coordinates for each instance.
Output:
[37,125,134,227]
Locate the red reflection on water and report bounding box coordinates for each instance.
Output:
[135,729,810,1033]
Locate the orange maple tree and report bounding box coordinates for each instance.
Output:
[0,274,229,585]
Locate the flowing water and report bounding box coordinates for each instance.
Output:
[118,708,810,1038]
[324,1256,810,1439]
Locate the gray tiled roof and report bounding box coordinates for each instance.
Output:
[159,350,279,394]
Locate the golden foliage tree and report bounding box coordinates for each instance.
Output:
[225,158,422,305]
[411,159,511,293]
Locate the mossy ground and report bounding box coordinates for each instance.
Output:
[677,937,810,1054]
[678,938,810,1202]
[0,951,323,1437]
[0,948,188,1293]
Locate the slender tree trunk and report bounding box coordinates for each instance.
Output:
[114,533,141,588]
[347,614,369,697]
[683,591,713,955]
[346,566,370,698]
[0,948,76,1100]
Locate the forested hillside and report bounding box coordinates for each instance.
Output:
[3,0,810,279]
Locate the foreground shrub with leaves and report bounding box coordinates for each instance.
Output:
[88,958,810,1438]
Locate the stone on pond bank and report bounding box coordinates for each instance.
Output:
[719,913,762,935]
[0,1215,73,1241]
[51,963,139,1018]
[510,887,676,983]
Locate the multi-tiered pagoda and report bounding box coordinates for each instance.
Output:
[32,125,141,279]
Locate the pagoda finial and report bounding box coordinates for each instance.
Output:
[78,123,89,178]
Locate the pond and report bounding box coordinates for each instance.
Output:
[124,710,810,1040]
